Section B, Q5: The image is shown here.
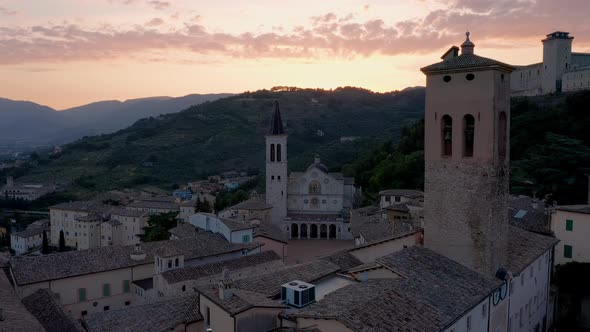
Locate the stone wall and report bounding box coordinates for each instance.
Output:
[424,160,509,275]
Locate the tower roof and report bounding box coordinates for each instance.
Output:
[421,32,515,74]
[269,100,285,135]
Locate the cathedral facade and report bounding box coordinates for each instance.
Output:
[264,101,357,240]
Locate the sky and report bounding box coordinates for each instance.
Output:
[1,0,590,110]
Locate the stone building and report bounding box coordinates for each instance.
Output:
[1,176,57,201]
[10,219,49,255]
[264,101,357,240]
[511,31,590,96]
[551,205,590,265]
[421,32,513,276]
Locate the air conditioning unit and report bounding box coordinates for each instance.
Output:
[280,280,316,308]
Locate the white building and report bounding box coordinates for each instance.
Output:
[1,176,57,201]
[551,205,590,265]
[511,31,590,96]
[264,101,358,240]
[189,213,255,244]
[10,220,49,255]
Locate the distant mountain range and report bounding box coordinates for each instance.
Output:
[0,94,233,152]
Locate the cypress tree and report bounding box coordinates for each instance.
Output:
[41,230,49,254]
[58,230,66,252]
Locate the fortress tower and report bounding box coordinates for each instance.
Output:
[265,100,288,224]
[421,33,514,275]
[542,31,574,94]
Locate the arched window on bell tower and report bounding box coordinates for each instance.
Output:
[270,144,275,162]
[498,112,507,159]
[441,115,453,156]
[463,114,475,157]
[277,144,282,162]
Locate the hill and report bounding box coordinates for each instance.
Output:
[16,87,426,194]
[0,94,232,153]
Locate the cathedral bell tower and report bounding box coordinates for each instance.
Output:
[265,100,288,224]
[421,32,515,275]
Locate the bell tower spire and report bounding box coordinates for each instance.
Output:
[265,100,288,226]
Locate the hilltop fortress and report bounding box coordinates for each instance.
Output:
[511,31,590,96]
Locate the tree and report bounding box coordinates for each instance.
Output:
[59,230,66,252]
[201,199,212,213]
[139,212,179,242]
[41,230,49,254]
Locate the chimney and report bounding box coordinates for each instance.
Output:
[314,155,321,164]
[531,199,539,210]
[6,176,13,187]
[218,268,233,300]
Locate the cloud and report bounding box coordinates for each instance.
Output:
[0,6,17,16]
[1,0,590,65]
[145,18,164,27]
[147,1,171,10]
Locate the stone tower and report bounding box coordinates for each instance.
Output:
[542,31,573,94]
[421,32,514,275]
[265,100,288,224]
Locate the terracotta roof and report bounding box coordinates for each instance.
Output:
[508,196,551,235]
[83,296,202,332]
[253,222,288,243]
[111,208,149,218]
[12,225,47,238]
[318,250,363,271]
[231,198,273,211]
[50,201,111,214]
[22,289,84,332]
[126,200,180,211]
[505,225,558,274]
[0,271,45,332]
[421,53,515,74]
[197,285,287,316]
[162,251,282,284]
[168,223,199,239]
[292,246,501,331]
[11,233,261,285]
[219,217,258,231]
[384,203,410,212]
[269,100,286,135]
[232,260,340,297]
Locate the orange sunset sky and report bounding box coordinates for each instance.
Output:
[1,0,590,110]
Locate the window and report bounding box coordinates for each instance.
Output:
[385,196,390,202]
[206,306,211,326]
[104,306,110,311]
[125,301,130,306]
[182,285,186,292]
[277,144,282,162]
[308,181,321,194]
[463,114,475,157]
[175,258,179,267]
[394,196,401,203]
[566,219,573,231]
[277,175,281,181]
[499,112,507,159]
[81,310,87,316]
[103,283,111,297]
[78,288,86,302]
[168,260,172,268]
[242,235,250,243]
[482,303,487,318]
[564,245,573,258]
[466,315,472,330]
[123,280,130,293]
[441,115,453,156]
[270,144,275,162]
